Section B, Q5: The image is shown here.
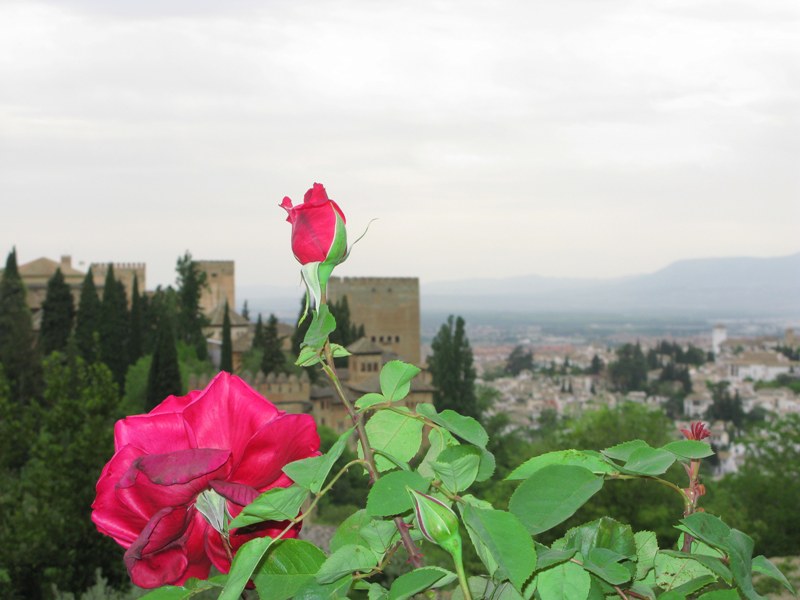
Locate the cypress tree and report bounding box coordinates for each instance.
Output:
[98,265,129,389]
[241,300,250,321]
[0,248,41,402]
[75,267,101,362]
[146,313,181,410]
[428,315,478,418]
[260,313,286,376]
[39,268,75,355]
[175,252,208,360]
[220,300,233,372]
[252,314,265,350]
[128,275,143,364]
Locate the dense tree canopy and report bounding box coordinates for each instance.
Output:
[175,252,208,360]
[428,315,478,418]
[0,248,41,402]
[38,268,75,356]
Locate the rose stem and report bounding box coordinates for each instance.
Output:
[321,340,425,568]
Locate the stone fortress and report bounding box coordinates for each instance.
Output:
[13,254,431,432]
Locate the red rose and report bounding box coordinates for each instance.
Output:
[281,182,347,266]
[91,372,319,588]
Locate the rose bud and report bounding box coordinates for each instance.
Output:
[281,183,347,307]
[407,488,462,557]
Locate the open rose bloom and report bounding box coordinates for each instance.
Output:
[92,372,319,588]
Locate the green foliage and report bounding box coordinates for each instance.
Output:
[260,313,286,376]
[428,315,478,418]
[0,248,42,402]
[175,252,208,360]
[128,275,144,364]
[145,312,181,410]
[0,354,127,598]
[705,381,745,430]
[608,342,649,392]
[220,300,233,372]
[705,414,800,556]
[75,268,101,363]
[98,265,130,389]
[505,345,533,376]
[39,268,75,355]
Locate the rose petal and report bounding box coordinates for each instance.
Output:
[208,480,260,507]
[137,448,231,486]
[181,373,280,451]
[229,414,319,488]
[149,388,204,416]
[124,507,191,587]
[115,452,231,522]
[114,412,192,454]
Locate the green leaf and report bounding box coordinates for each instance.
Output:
[477,447,497,482]
[330,510,373,552]
[294,574,352,599]
[229,486,309,528]
[660,551,732,584]
[509,465,604,535]
[462,505,537,593]
[219,536,274,600]
[655,551,715,592]
[416,403,489,448]
[356,392,387,412]
[418,428,458,479]
[662,440,715,460]
[329,343,351,357]
[582,547,632,585]
[634,530,658,580]
[432,445,481,493]
[379,360,421,402]
[621,446,676,476]
[388,567,457,600]
[252,539,327,600]
[629,581,657,600]
[452,577,525,600]
[359,518,400,556]
[137,579,223,600]
[366,470,429,517]
[603,439,649,462]
[316,544,379,584]
[678,513,762,599]
[283,428,354,493]
[697,590,743,599]
[752,555,796,595]
[302,304,336,350]
[366,583,390,600]
[363,407,423,471]
[537,560,591,600]
[295,346,321,367]
[533,542,578,572]
[659,574,718,599]
[507,450,616,480]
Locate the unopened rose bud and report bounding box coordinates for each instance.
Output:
[408,488,462,556]
[281,183,348,307]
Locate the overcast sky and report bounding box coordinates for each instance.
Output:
[1,0,798,294]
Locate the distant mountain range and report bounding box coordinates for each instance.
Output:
[239,253,800,320]
[422,253,800,317]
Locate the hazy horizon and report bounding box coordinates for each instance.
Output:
[2,0,798,290]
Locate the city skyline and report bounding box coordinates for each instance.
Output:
[2,0,798,290]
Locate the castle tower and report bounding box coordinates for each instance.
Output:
[196,260,235,316]
[328,277,420,364]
